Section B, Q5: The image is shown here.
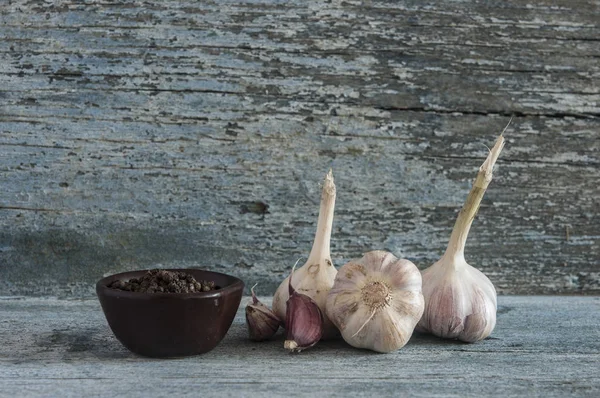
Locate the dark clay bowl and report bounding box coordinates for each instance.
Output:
[96,269,244,358]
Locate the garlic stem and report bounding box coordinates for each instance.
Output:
[444,128,507,262]
[307,169,336,265]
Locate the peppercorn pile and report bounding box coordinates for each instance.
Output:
[108,269,217,293]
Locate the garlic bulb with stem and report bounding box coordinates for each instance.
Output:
[272,169,338,339]
[417,125,509,343]
[325,250,424,353]
[246,284,281,341]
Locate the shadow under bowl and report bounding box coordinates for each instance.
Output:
[96,269,244,358]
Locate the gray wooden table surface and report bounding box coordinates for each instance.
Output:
[0,1,599,296]
[0,296,599,397]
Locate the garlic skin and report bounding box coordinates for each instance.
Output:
[417,130,507,343]
[325,251,424,353]
[272,170,338,339]
[246,284,281,342]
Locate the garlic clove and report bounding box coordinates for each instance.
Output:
[418,127,507,343]
[246,284,281,342]
[272,170,339,339]
[462,290,496,342]
[284,267,324,352]
[326,250,424,353]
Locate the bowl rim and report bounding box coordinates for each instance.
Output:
[96,268,244,300]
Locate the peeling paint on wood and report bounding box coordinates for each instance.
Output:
[0,0,598,297]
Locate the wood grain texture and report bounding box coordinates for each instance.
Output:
[0,0,598,296]
[0,296,599,397]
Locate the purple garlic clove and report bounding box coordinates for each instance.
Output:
[284,267,324,352]
[246,284,281,342]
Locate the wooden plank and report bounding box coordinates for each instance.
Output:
[0,0,598,296]
[0,297,599,397]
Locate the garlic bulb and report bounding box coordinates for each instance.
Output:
[325,250,424,353]
[246,284,281,341]
[272,170,338,339]
[417,130,507,343]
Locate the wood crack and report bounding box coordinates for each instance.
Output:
[421,154,599,168]
[373,106,600,120]
[0,42,597,58]
[0,142,74,150]
[0,205,65,213]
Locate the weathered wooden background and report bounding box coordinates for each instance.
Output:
[0,0,598,297]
